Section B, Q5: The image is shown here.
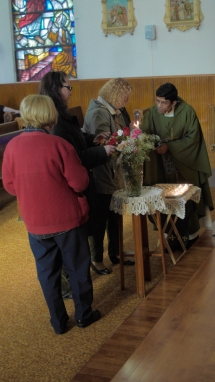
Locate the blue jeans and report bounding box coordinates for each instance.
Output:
[28,224,93,333]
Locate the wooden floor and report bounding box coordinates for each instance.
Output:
[72,230,215,382]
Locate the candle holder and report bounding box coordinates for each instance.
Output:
[156,184,192,198]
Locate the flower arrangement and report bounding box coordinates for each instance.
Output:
[105,125,161,196]
[105,126,161,167]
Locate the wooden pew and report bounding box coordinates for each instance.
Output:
[67,106,84,128]
[0,130,24,220]
[3,112,20,123]
[0,130,24,187]
[0,118,24,186]
[0,120,20,135]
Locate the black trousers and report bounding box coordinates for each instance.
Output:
[89,193,119,263]
[28,224,93,333]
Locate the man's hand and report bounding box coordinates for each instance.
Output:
[155,143,168,154]
[104,145,116,156]
[93,132,111,145]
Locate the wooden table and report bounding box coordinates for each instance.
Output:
[110,185,202,298]
[110,187,167,298]
[155,184,201,264]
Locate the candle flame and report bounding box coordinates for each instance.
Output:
[133,121,140,129]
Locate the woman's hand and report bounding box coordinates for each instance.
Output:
[93,132,111,145]
[104,145,116,156]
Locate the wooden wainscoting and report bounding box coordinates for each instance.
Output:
[1,75,215,166]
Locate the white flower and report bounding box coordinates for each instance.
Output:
[117,129,124,137]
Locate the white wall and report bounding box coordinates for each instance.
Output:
[0,0,17,83]
[0,0,214,83]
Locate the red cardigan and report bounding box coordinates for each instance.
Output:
[2,131,89,234]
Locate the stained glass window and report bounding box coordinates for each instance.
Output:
[12,0,77,82]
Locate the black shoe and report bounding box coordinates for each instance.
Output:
[109,256,135,266]
[76,309,101,328]
[124,259,135,266]
[55,315,69,334]
[62,290,73,300]
[109,256,120,264]
[91,262,111,275]
[55,327,67,335]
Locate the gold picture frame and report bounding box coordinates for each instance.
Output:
[101,0,137,37]
[163,0,204,32]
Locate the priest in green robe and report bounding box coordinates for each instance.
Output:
[140,82,214,249]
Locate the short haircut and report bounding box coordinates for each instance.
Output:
[20,94,58,128]
[156,83,178,102]
[98,78,132,109]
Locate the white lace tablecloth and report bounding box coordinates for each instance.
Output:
[110,187,166,216]
[156,184,201,219]
[110,185,201,219]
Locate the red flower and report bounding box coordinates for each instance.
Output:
[123,126,130,136]
[104,127,131,147]
[106,137,117,145]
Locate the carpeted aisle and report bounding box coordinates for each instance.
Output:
[1,189,215,381]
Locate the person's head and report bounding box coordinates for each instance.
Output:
[20,94,58,130]
[98,78,132,109]
[155,83,178,114]
[39,71,72,112]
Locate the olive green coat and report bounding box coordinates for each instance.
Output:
[140,97,213,218]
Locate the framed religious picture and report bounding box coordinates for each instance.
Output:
[101,0,137,37]
[163,0,204,32]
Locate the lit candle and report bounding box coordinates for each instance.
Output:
[134,120,140,129]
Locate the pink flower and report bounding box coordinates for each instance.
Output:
[131,128,142,139]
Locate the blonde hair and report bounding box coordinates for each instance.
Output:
[20,94,58,128]
[98,78,132,109]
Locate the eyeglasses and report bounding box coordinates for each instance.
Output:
[62,85,72,91]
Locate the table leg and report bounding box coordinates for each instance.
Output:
[156,211,167,275]
[139,214,151,281]
[170,216,187,252]
[164,215,186,264]
[160,214,177,264]
[132,214,151,298]
[151,213,168,274]
[118,213,151,297]
[118,214,125,291]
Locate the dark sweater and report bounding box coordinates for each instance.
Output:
[52,112,107,171]
[51,111,108,234]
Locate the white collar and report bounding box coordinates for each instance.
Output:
[164,111,174,117]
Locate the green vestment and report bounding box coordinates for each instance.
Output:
[140,97,213,237]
